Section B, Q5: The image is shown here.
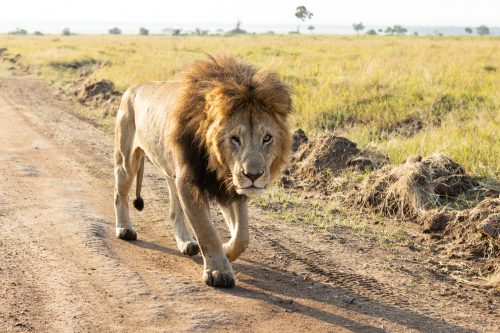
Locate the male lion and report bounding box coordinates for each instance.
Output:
[114,55,292,288]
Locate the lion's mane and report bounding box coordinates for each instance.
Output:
[170,55,292,203]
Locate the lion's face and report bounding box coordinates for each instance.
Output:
[205,102,291,197]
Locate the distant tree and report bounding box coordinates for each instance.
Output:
[377,28,383,33]
[109,27,122,35]
[193,28,209,36]
[307,25,315,34]
[385,25,407,35]
[33,31,44,36]
[295,6,313,33]
[384,26,394,35]
[172,29,181,36]
[216,28,224,35]
[62,27,71,36]
[228,20,247,35]
[465,27,473,34]
[8,28,28,35]
[413,31,419,36]
[366,29,377,35]
[353,22,365,35]
[139,27,149,36]
[476,25,490,36]
[393,25,407,35]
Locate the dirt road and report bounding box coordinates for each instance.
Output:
[0,76,497,332]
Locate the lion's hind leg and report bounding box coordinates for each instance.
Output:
[166,178,200,256]
[114,91,144,241]
[114,147,144,240]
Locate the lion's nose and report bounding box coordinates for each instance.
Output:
[242,170,264,182]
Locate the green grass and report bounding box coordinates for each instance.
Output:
[1,34,499,177]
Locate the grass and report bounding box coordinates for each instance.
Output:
[0,34,499,177]
[253,188,411,250]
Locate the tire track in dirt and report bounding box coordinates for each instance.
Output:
[247,226,476,332]
[0,95,174,331]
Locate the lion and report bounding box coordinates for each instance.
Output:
[113,54,292,288]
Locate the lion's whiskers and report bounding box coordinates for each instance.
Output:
[220,177,235,192]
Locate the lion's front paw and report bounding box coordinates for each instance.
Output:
[203,269,235,288]
[116,227,137,241]
[179,241,200,256]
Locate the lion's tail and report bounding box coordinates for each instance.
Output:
[133,155,145,211]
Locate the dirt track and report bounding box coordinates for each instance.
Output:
[0,76,498,332]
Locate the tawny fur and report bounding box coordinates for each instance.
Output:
[113,54,292,287]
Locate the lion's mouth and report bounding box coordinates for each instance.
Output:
[236,186,266,196]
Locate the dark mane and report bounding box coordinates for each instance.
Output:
[170,54,291,203]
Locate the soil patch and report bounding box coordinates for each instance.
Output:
[376,115,424,139]
[50,58,100,70]
[1,50,30,75]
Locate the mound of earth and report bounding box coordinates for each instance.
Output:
[444,197,499,258]
[423,197,500,288]
[356,153,481,220]
[76,79,122,117]
[295,134,360,176]
[422,153,477,197]
[291,128,308,152]
[355,152,499,287]
[77,79,117,103]
[357,158,437,219]
[283,132,388,189]
[289,133,387,186]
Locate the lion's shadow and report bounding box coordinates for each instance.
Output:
[130,239,476,333]
[231,259,476,332]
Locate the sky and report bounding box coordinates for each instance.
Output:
[0,0,500,26]
[1,0,499,31]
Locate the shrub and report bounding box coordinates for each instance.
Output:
[8,28,28,35]
[109,27,122,35]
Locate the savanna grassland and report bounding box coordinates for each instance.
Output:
[0,34,499,177]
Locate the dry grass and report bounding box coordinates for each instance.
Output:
[0,34,499,177]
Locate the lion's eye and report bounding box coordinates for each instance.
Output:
[231,136,241,146]
[263,134,273,145]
